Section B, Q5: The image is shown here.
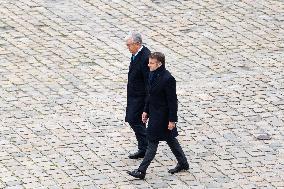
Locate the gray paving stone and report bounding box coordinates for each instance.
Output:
[0,0,283,188]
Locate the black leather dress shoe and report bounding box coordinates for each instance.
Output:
[128,151,145,159]
[168,163,189,174]
[127,169,145,179]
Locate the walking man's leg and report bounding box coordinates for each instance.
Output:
[127,140,159,179]
[166,137,189,174]
[129,123,148,159]
[138,140,158,173]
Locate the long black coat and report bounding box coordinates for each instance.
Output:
[144,67,178,141]
[125,46,151,125]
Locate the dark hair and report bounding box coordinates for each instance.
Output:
[149,52,165,65]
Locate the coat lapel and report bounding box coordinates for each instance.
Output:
[129,58,134,72]
[150,72,163,93]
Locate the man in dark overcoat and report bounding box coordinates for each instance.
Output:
[127,52,189,179]
[125,32,151,159]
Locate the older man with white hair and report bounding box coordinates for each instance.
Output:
[125,32,151,159]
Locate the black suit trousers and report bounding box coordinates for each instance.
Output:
[138,137,188,173]
[130,123,148,152]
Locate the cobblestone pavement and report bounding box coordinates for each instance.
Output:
[0,0,283,188]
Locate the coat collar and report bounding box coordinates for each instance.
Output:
[149,65,166,91]
[133,45,144,57]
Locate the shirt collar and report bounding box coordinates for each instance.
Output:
[133,45,143,57]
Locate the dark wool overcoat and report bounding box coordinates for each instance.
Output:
[125,46,151,125]
[144,66,178,141]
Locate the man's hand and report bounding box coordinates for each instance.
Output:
[142,112,148,124]
[168,122,175,130]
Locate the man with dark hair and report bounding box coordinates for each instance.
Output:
[127,52,189,179]
[125,32,150,159]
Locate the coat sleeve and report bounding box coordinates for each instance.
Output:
[141,50,150,112]
[165,76,178,122]
[140,51,150,88]
[143,93,149,113]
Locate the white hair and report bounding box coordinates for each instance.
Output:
[125,31,142,44]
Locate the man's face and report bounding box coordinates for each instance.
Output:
[126,38,140,55]
[148,58,162,72]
